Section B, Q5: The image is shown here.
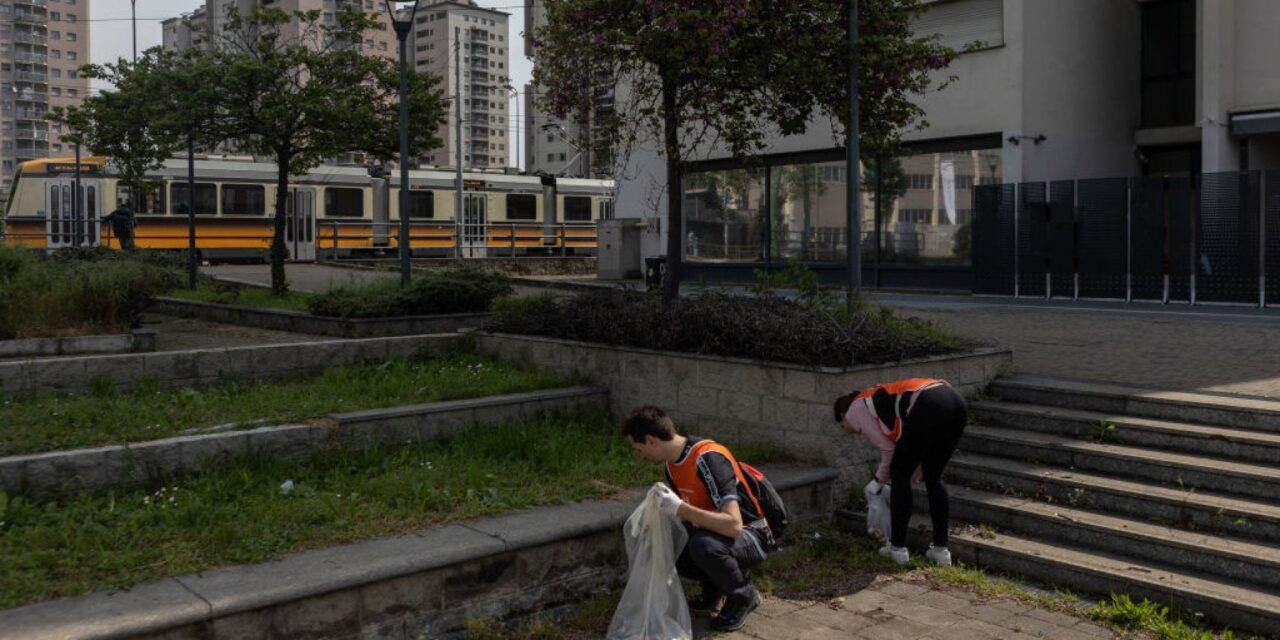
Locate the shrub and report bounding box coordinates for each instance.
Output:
[0,246,182,339]
[306,268,514,318]
[485,289,965,368]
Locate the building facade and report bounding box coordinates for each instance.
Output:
[407,0,510,171]
[611,0,1280,286]
[0,0,90,199]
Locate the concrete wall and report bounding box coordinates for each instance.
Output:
[474,332,1011,498]
[1232,0,1280,112]
[152,298,488,339]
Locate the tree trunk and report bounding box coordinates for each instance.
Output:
[270,154,290,296]
[661,73,682,305]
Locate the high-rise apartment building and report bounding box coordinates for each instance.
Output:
[407,0,510,171]
[0,0,91,199]
[163,0,395,58]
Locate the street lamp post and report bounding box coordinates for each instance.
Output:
[845,0,861,309]
[503,83,519,172]
[385,1,421,287]
[131,0,138,63]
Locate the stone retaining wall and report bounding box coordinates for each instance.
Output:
[0,465,835,640]
[474,332,1011,498]
[152,297,487,338]
[0,387,607,497]
[0,334,468,397]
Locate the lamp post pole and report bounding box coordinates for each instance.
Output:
[845,0,861,309]
[504,84,519,172]
[131,0,138,63]
[386,1,420,286]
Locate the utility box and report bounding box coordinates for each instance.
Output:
[597,218,644,280]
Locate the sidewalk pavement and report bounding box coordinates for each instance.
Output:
[714,575,1120,640]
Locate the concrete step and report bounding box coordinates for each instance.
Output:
[961,425,1280,503]
[941,484,1280,591]
[946,452,1280,544]
[969,400,1280,465]
[836,509,1280,638]
[988,375,1280,434]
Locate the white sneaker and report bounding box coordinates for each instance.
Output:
[926,545,952,567]
[879,544,909,565]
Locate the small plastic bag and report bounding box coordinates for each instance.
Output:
[865,481,893,541]
[606,483,693,640]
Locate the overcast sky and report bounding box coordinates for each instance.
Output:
[89,0,534,168]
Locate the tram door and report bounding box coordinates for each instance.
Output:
[461,193,487,258]
[284,188,316,261]
[45,180,101,249]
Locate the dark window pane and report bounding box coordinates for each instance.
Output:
[506,193,536,220]
[325,188,364,217]
[221,184,265,215]
[171,183,217,215]
[563,196,591,221]
[408,190,434,218]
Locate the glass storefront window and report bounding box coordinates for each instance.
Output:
[770,161,848,263]
[684,168,765,262]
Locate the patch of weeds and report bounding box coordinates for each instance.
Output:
[1066,487,1087,508]
[749,526,900,600]
[1089,593,1263,640]
[460,592,621,640]
[1091,420,1119,443]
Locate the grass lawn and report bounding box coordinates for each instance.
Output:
[0,354,578,456]
[0,410,663,609]
[165,280,312,312]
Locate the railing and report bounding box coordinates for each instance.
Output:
[319,220,599,259]
[14,130,49,142]
[13,12,47,25]
[14,108,47,120]
[14,91,48,102]
[14,0,49,8]
[12,71,48,83]
[13,34,49,45]
[14,52,47,64]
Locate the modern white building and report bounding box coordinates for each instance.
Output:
[608,0,1280,286]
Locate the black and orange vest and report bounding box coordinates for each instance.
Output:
[853,378,948,442]
[666,439,765,519]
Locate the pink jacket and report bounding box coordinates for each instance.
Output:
[844,398,923,485]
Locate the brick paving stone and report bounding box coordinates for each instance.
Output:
[854,616,939,640]
[1001,613,1081,638]
[908,589,973,613]
[837,589,897,616]
[754,597,804,619]
[1023,606,1091,628]
[791,605,885,635]
[957,600,1025,626]
[1068,620,1121,638]
[874,581,931,599]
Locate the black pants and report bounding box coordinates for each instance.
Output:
[890,385,967,548]
[117,232,136,252]
[676,525,767,601]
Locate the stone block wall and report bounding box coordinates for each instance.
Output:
[475,333,1011,501]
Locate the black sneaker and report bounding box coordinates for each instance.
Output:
[688,585,722,612]
[709,586,759,632]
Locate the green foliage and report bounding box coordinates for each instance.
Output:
[306,269,514,318]
[0,246,181,340]
[166,278,313,311]
[751,258,838,311]
[0,410,661,608]
[0,353,573,456]
[1089,594,1254,640]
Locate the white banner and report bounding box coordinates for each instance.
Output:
[940,161,956,225]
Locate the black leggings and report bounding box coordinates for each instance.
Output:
[889,385,967,548]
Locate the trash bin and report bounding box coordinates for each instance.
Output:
[644,256,666,291]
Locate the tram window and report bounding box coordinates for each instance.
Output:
[221,184,265,215]
[563,196,591,221]
[598,199,614,220]
[170,183,217,215]
[324,188,364,217]
[117,184,165,214]
[407,190,434,218]
[506,193,536,220]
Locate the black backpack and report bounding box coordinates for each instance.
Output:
[739,462,788,545]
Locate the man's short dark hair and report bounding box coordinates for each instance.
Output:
[833,393,857,423]
[622,405,677,443]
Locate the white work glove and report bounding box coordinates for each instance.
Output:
[864,478,886,498]
[653,483,683,517]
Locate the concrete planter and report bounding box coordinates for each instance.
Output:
[152,297,487,338]
[474,332,1012,496]
[0,334,468,397]
[0,328,157,358]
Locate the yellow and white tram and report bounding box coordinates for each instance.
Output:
[1,156,615,260]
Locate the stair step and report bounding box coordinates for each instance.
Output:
[835,509,1280,638]
[989,375,1280,433]
[946,452,1280,543]
[941,485,1280,591]
[961,425,1280,502]
[969,400,1280,464]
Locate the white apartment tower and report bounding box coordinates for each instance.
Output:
[0,0,91,199]
[407,0,510,171]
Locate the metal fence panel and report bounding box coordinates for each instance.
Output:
[972,184,1015,295]
[1018,182,1048,297]
[1167,176,1194,302]
[1198,171,1260,304]
[1268,170,1280,306]
[1048,180,1075,298]
[1076,178,1128,299]
[1129,177,1165,300]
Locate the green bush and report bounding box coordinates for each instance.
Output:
[306,268,514,318]
[0,245,182,339]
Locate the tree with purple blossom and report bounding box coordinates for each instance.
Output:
[532,0,957,302]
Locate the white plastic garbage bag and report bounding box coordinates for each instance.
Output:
[865,481,893,541]
[606,483,693,640]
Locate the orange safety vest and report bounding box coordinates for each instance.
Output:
[853,378,948,442]
[666,439,765,520]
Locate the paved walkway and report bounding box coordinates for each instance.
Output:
[718,575,1119,640]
